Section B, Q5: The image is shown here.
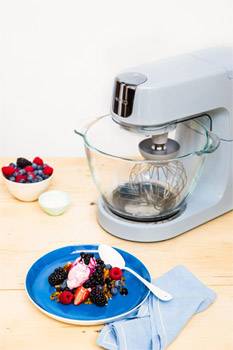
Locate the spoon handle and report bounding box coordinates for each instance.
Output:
[124,266,173,301]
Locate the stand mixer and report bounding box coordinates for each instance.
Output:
[76,47,233,242]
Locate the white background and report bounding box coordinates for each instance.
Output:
[0,0,232,157]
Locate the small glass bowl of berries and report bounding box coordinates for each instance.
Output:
[1,157,54,202]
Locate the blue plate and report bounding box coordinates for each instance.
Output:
[25,245,151,325]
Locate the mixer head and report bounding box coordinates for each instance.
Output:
[111,71,182,161]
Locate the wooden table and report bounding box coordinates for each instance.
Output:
[0,158,232,350]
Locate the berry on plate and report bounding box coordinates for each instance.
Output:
[74,286,90,305]
[49,254,128,308]
[90,287,107,306]
[120,287,128,295]
[109,267,122,280]
[59,291,74,304]
[111,287,118,295]
[48,267,68,287]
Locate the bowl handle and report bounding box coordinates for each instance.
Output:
[74,129,85,138]
[199,131,220,154]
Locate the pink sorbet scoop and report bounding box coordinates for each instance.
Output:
[67,263,90,289]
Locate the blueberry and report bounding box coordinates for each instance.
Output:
[37,169,43,175]
[13,171,18,177]
[120,287,128,295]
[115,280,122,288]
[32,163,38,169]
[60,280,68,291]
[37,165,43,170]
[18,169,26,175]
[42,174,49,179]
[9,176,16,182]
[9,163,16,168]
[31,178,38,183]
[27,175,34,181]
[36,176,43,182]
[111,287,118,295]
[105,264,112,270]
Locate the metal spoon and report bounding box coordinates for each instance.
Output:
[98,244,173,301]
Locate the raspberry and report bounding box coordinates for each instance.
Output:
[15,174,27,183]
[109,267,122,280]
[43,166,53,176]
[33,157,44,166]
[59,291,74,304]
[2,166,15,177]
[24,166,34,172]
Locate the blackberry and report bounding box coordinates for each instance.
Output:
[96,267,105,274]
[48,267,68,286]
[97,278,104,286]
[80,252,92,265]
[84,268,105,288]
[16,157,32,169]
[84,256,90,265]
[96,285,103,291]
[83,280,91,289]
[90,288,107,306]
[95,270,103,277]
[96,258,105,266]
[120,287,128,295]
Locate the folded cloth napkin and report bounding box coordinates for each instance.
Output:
[97,265,216,350]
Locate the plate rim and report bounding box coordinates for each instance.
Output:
[25,244,151,325]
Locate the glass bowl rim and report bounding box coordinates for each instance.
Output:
[79,115,214,163]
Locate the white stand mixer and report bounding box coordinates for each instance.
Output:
[97,47,233,242]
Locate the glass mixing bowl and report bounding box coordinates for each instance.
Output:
[76,115,220,221]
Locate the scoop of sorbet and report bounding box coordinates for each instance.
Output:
[67,263,90,289]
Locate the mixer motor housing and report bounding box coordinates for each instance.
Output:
[98,47,233,242]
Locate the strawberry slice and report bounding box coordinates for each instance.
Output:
[74,286,90,305]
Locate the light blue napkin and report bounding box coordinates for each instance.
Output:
[97,265,216,350]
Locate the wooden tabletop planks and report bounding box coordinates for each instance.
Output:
[0,158,232,350]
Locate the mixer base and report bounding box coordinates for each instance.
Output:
[97,198,188,242]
